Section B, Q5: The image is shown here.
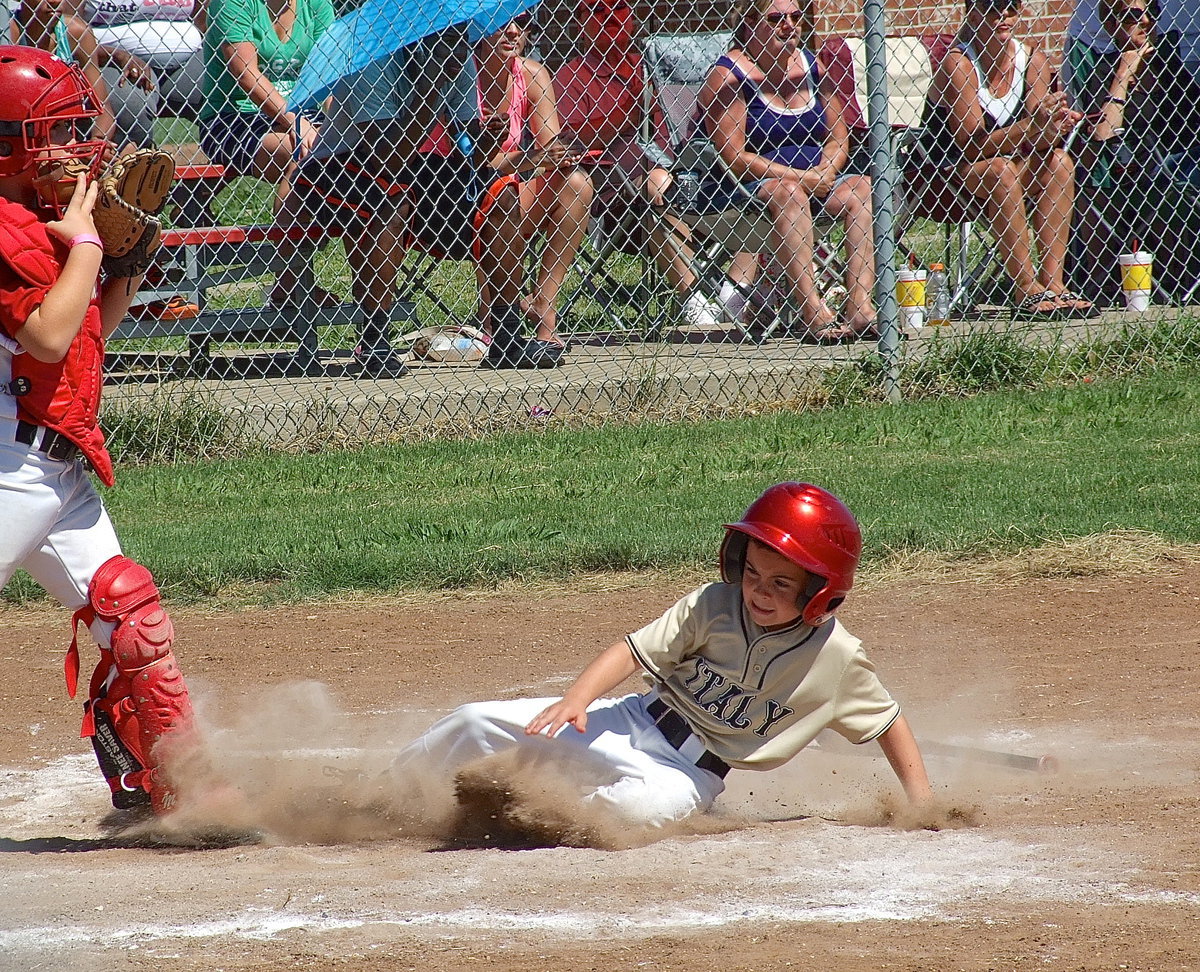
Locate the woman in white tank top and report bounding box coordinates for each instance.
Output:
[924,0,1097,319]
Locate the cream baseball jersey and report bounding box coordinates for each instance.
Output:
[627,582,900,770]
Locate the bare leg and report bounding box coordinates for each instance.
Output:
[758,178,836,331]
[957,157,1054,309]
[258,136,338,307]
[1022,148,1078,298]
[644,167,706,294]
[521,168,593,344]
[819,174,877,331]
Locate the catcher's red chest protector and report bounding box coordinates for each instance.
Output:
[0,197,113,485]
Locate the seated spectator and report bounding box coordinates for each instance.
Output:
[1065,0,1118,110]
[13,0,156,147]
[920,0,1096,320]
[554,0,726,329]
[199,0,331,216]
[1068,0,1200,303]
[473,11,591,353]
[78,0,207,121]
[285,30,561,373]
[1083,0,1200,188]
[697,0,879,342]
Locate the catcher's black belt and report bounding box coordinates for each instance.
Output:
[646,696,731,779]
[16,420,83,463]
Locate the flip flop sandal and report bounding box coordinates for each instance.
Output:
[1012,291,1065,321]
[1056,290,1102,319]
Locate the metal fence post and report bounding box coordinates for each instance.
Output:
[863,0,902,403]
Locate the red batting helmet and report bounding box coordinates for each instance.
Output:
[0,46,105,189]
[720,482,862,626]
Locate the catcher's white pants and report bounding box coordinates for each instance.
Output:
[389,692,727,829]
[0,419,119,648]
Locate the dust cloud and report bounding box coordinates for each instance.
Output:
[146,682,746,850]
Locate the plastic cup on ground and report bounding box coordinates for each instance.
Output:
[1119,251,1153,312]
[896,269,926,328]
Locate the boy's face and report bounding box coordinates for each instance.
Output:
[741,539,810,630]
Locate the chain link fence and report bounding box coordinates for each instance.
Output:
[41,0,1198,457]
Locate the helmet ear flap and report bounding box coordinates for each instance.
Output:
[719,531,749,584]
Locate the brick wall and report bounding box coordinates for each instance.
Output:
[538,0,1079,68]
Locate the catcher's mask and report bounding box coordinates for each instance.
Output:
[0,47,106,211]
[720,482,862,627]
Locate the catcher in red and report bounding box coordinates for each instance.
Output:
[0,46,199,816]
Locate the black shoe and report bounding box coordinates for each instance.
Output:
[354,348,409,377]
[483,338,565,370]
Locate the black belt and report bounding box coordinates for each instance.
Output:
[16,420,83,463]
[646,696,730,779]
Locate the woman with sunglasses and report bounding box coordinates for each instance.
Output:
[1067,0,1200,303]
[473,10,593,362]
[1085,0,1200,189]
[697,0,879,342]
[921,0,1096,320]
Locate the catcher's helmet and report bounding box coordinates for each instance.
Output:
[720,482,862,626]
[0,46,105,187]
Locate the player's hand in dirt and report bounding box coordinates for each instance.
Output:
[525,698,589,737]
[46,173,100,245]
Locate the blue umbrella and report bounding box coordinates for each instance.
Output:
[290,0,538,110]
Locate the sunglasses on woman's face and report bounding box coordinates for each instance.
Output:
[763,9,802,25]
[1119,5,1154,25]
[508,12,533,29]
[973,0,1021,16]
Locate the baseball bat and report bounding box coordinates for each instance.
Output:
[922,740,1060,774]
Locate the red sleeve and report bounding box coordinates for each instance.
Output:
[0,260,51,343]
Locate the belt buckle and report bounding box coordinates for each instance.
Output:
[43,432,80,463]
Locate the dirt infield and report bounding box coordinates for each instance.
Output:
[2,562,1199,972]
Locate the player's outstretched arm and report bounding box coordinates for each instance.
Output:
[876,714,933,804]
[525,641,642,738]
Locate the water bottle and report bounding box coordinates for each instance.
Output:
[457,129,474,160]
[926,262,951,326]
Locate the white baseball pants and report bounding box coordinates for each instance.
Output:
[389,692,727,829]
[1,423,119,647]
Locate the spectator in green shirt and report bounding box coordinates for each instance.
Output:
[199,0,332,211]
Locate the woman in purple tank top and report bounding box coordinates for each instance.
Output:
[698,0,877,341]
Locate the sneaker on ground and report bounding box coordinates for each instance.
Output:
[681,291,724,328]
[354,348,409,377]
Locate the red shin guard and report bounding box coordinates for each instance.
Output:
[75,556,196,814]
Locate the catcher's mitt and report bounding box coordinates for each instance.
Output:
[94,149,175,278]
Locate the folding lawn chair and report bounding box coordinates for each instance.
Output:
[641,29,790,339]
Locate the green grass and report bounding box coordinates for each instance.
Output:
[6,367,1197,606]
